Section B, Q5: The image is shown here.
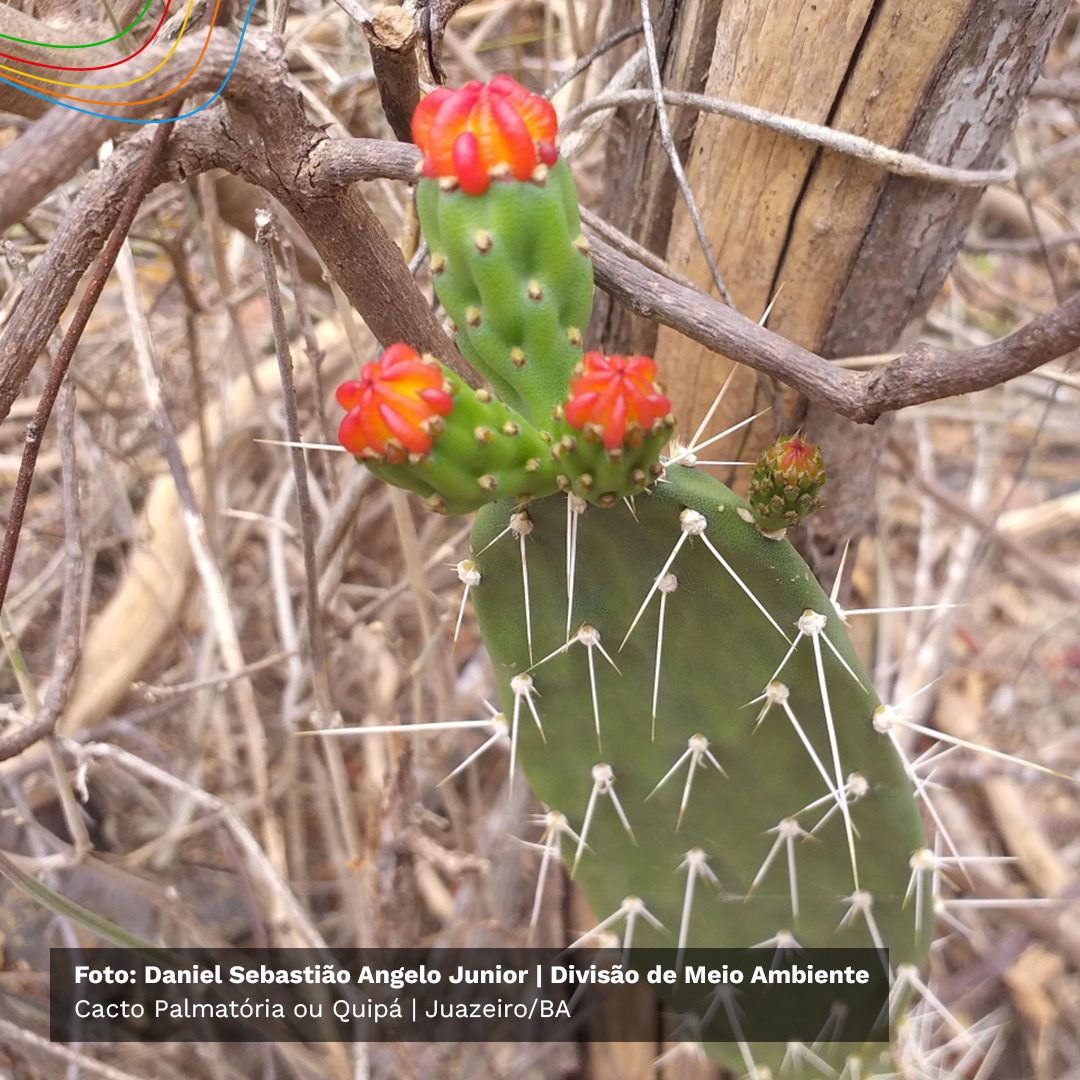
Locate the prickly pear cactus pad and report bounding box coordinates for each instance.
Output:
[469,466,932,1075]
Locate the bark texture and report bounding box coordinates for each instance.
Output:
[598,0,1068,572]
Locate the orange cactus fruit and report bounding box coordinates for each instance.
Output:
[336,344,454,464]
[562,353,672,451]
[411,75,559,196]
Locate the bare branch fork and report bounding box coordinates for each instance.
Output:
[1,34,1078,439]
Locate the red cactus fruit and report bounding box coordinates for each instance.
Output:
[411,75,559,196]
[563,353,672,451]
[336,344,454,464]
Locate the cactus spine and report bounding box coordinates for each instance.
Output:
[338,76,931,1077]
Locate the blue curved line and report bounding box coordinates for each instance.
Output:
[0,0,258,123]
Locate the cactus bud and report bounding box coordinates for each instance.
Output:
[412,76,559,196]
[748,434,826,531]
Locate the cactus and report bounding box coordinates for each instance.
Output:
[748,433,827,532]
[339,77,933,1076]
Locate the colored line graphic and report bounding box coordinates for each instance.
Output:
[0,0,154,48]
[0,2,172,71]
[1,0,195,90]
[0,0,256,120]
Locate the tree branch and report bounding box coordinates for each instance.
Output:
[311,138,1080,423]
[0,38,467,427]
[4,35,1077,433]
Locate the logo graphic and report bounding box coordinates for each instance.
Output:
[0,0,257,122]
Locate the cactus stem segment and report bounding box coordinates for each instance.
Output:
[647,732,727,830]
[439,712,508,785]
[651,573,678,738]
[527,811,582,941]
[810,630,862,891]
[570,895,664,954]
[676,848,721,967]
[621,508,707,649]
[573,763,635,876]
[747,817,810,920]
[454,559,481,642]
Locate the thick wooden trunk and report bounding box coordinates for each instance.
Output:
[595,0,1066,575]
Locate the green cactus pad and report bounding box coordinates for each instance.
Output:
[469,464,930,1076]
[416,158,594,427]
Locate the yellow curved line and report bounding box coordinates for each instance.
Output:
[0,0,197,91]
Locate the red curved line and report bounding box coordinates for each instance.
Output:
[0,0,171,71]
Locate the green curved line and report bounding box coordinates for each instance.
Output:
[0,0,154,48]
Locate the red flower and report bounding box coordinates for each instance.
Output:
[778,435,819,474]
[411,75,559,196]
[563,353,672,451]
[336,344,453,464]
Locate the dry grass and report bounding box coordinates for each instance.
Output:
[1,1,1080,1078]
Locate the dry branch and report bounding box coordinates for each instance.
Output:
[2,31,1078,441]
[0,37,465,428]
[0,115,177,626]
[363,6,421,143]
